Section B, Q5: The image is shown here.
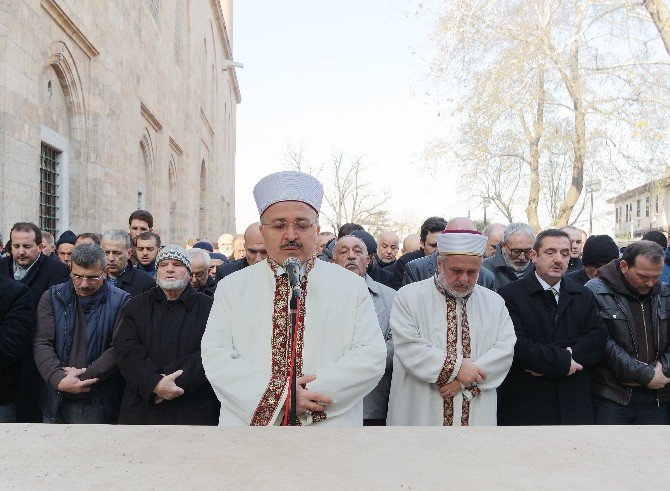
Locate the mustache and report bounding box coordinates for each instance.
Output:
[280,240,303,249]
[345,260,360,268]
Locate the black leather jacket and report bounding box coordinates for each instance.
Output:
[586,276,670,405]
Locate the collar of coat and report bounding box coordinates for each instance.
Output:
[151,283,198,311]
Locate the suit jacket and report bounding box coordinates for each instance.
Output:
[389,249,424,290]
[363,274,396,420]
[497,273,607,425]
[402,252,497,291]
[215,257,249,281]
[115,260,155,298]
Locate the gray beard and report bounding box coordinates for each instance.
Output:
[504,255,530,273]
[157,277,189,291]
[436,274,475,299]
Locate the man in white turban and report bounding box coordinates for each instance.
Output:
[387,227,516,426]
[202,171,386,426]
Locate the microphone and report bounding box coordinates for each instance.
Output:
[283,257,302,299]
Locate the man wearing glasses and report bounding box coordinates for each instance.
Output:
[203,171,386,426]
[482,222,536,290]
[33,243,130,423]
[186,247,217,298]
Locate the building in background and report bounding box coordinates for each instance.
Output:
[609,168,670,242]
[0,0,239,243]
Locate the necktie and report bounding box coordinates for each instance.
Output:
[549,287,558,304]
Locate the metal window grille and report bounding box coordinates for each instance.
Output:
[636,200,641,218]
[40,143,60,236]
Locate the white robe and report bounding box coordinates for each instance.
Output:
[387,280,516,426]
[201,259,386,426]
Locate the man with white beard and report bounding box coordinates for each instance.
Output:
[387,230,516,426]
[114,245,219,425]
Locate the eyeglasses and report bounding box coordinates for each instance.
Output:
[190,270,208,279]
[261,219,315,233]
[505,244,532,258]
[71,273,104,283]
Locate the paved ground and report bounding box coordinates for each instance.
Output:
[1,425,669,489]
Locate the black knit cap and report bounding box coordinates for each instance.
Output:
[581,235,620,266]
[56,230,77,247]
[350,230,377,255]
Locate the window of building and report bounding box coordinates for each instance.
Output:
[40,143,60,236]
[636,199,641,218]
[656,194,659,213]
[615,207,619,224]
[646,196,650,217]
[625,204,629,223]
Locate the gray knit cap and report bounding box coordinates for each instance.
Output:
[156,245,191,273]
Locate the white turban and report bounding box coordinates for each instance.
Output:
[436,230,487,257]
[253,171,324,216]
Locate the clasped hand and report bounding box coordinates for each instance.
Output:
[153,370,185,404]
[57,367,98,394]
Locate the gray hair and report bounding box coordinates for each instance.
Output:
[186,247,211,268]
[71,243,106,270]
[102,229,132,249]
[503,223,536,243]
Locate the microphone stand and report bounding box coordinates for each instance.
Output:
[288,293,299,426]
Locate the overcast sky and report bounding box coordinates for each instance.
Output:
[231,0,475,234]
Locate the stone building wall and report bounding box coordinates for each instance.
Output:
[0,0,239,245]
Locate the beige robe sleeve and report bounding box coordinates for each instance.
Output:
[303,281,387,425]
[201,284,288,426]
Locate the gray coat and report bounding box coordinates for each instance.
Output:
[481,243,534,290]
[363,274,396,420]
[402,252,497,291]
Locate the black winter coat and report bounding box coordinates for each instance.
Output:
[114,286,219,425]
[115,260,155,298]
[497,273,607,425]
[0,254,70,311]
[0,254,69,421]
[0,276,34,404]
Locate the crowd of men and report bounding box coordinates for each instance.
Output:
[1,170,670,427]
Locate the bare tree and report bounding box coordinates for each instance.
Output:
[282,144,391,235]
[420,0,670,229]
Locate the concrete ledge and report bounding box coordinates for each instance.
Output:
[1,425,669,489]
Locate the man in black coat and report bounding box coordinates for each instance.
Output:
[215,222,267,281]
[0,222,70,422]
[115,245,219,425]
[497,229,607,425]
[565,234,619,286]
[389,216,446,290]
[101,229,155,297]
[0,275,34,422]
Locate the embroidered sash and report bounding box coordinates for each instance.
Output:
[250,257,326,425]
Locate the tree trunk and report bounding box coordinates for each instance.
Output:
[525,66,545,233]
[554,0,585,228]
[645,0,670,57]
